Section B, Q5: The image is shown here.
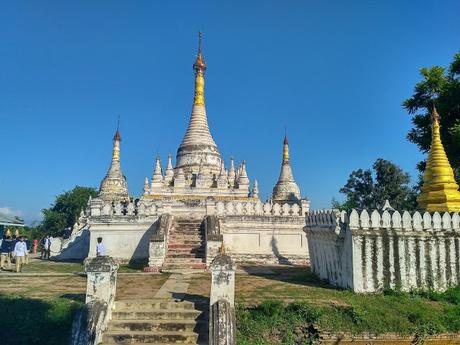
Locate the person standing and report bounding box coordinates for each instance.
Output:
[13,236,27,273]
[43,235,51,260]
[96,237,106,256]
[24,236,31,264]
[0,235,13,270]
[32,239,38,255]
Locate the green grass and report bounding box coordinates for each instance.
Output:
[16,259,147,274]
[21,261,84,273]
[236,287,460,345]
[0,294,82,345]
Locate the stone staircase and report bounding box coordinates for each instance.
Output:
[163,217,206,271]
[102,298,208,344]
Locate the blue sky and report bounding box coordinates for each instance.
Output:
[1,1,459,224]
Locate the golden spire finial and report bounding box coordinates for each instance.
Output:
[283,129,289,163]
[113,115,121,142]
[417,105,460,212]
[112,117,121,161]
[193,32,206,106]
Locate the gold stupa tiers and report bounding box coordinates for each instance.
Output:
[417,106,460,212]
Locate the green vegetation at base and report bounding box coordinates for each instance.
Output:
[236,287,460,345]
[0,295,82,345]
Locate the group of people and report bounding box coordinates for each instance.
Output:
[0,235,31,272]
[0,234,53,273]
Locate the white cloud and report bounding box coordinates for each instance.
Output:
[0,206,41,226]
[0,206,23,217]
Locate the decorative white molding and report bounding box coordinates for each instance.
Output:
[215,201,303,217]
[305,208,460,293]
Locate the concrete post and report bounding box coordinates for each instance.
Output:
[84,256,119,318]
[71,256,119,345]
[209,247,236,345]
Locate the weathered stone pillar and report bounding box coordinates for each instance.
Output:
[209,247,236,345]
[85,256,119,318]
[205,215,223,267]
[148,237,166,272]
[71,256,119,345]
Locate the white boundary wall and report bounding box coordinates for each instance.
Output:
[305,209,460,292]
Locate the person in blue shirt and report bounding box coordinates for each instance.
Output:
[0,235,13,270]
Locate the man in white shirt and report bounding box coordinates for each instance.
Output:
[42,235,52,260]
[13,236,28,273]
[96,237,106,256]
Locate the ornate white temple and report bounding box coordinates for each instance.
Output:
[54,36,310,269]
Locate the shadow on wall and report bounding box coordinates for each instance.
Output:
[130,222,158,261]
[270,235,292,265]
[0,294,81,345]
[54,229,90,261]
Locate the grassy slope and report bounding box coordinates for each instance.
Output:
[235,267,460,344]
[0,268,169,345]
[0,295,82,345]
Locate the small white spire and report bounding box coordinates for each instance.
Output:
[151,156,164,190]
[228,157,236,187]
[164,154,174,184]
[143,177,150,195]
[217,161,228,189]
[237,161,250,189]
[252,179,259,198]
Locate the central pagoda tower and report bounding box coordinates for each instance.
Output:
[175,33,222,178]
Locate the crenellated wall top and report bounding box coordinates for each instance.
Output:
[305,209,460,233]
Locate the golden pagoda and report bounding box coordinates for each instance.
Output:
[417,106,460,212]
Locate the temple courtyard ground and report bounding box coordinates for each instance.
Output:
[1,260,460,344]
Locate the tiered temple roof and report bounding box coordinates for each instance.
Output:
[175,32,222,178]
[142,34,252,200]
[99,126,129,202]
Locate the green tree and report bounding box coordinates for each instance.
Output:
[403,52,460,178]
[41,186,98,236]
[333,159,417,212]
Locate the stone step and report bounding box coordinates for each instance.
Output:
[102,330,204,344]
[166,251,204,259]
[172,224,202,228]
[163,257,205,263]
[173,223,202,226]
[168,244,203,250]
[168,241,203,246]
[166,250,205,256]
[170,227,202,230]
[162,262,207,270]
[107,319,208,333]
[169,234,203,239]
[173,220,201,223]
[169,234,202,238]
[112,309,206,321]
[115,300,207,311]
[170,231,202,234]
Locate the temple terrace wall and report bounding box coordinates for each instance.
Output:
[304,209,460,292]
